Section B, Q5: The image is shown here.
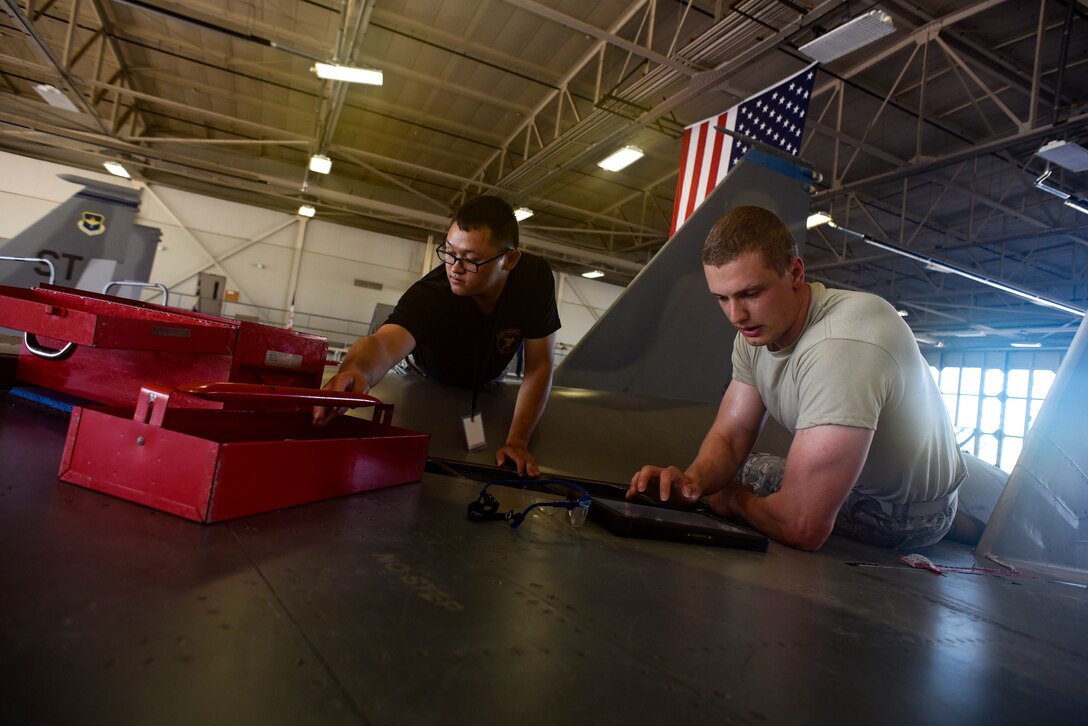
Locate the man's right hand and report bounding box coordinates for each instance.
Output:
[312,369,370,425]
[627,465,703,505]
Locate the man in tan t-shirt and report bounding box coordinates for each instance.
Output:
[628,206,967,551]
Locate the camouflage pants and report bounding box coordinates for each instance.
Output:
[738,453,957,550]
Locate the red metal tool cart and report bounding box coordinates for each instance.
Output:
[0,284,328,407]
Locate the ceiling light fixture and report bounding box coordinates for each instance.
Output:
[1066,199,1088,216]
[314,63,383,85]
[1011,342,1042,349]
[896,309,909,317]
[582,270,605,279]
[298,205,316,218]
[514,207,534,221]
[309,154,332,174]
[33,83,80,112]
[1036,140,1088,172]
[1034,170,1088,217]
[807,212,833,229]
[103,161,131,179]
[799,9,896,64]
[597,146,644,172]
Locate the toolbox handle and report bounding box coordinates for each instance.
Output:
[134,383,395,427]
[23,332,77,361]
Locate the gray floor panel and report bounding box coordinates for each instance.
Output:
[2,397,1086,725]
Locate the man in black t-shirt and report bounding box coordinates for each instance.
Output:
[314,196,561,476]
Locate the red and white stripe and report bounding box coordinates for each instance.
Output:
[670,110,737,235]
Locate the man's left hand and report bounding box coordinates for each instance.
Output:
[496,443,539,478]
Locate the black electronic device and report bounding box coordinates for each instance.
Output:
[591,498,769,551]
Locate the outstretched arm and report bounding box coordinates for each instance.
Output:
[495,333,556,477]
[628,379,766,504]
[713,424,873,550]
[313,324,415,424]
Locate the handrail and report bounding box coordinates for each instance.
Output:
[102,280,170,306]
[0,255,56,285]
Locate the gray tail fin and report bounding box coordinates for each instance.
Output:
[553,150,815,403]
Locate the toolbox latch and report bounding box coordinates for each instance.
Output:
[134,385,172,426]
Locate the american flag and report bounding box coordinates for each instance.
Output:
[671,64,817,235]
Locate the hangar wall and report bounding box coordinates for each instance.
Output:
[0,151,621,350]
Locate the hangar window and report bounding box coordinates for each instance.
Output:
[927,350,1062,474]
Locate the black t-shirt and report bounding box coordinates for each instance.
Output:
[383,253,561,387]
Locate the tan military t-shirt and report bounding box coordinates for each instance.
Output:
[731,283,965,503]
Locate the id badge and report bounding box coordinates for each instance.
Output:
[461,412,486,451]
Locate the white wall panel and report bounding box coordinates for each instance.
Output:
[0,152,122,239]
[0,152,625,355]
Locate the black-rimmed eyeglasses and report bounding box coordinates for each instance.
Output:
[435,246,511,273]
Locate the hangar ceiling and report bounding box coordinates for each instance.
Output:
[1,0,1086,350]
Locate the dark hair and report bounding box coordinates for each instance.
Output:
[453,195,519,250]
[701,205,797,272]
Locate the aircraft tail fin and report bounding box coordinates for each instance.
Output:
[553,150,816,404]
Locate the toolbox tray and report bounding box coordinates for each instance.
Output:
[0,285,327,407]
[59,383,430,523]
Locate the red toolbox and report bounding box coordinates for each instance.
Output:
[0,285,327,407]
[58,383,431,523]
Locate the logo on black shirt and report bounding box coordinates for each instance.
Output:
[495,328,521,355]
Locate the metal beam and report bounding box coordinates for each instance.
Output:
[499,0,698,77]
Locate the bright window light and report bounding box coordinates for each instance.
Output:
[514,207,534,221]
[309,154,332,174]
[314,63,383,85]
[807,212,832,229]
[582,270,605,279]
[597,146,644,172]
[298,205,316,218]
[103,161,131,179]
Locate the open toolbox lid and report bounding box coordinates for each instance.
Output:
[59,383,431,523]
[0,285,329,407]
[0,284,237,353]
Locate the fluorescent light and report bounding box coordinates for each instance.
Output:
[897,309,909,317]
[298,205,316,217]
[33,83,80,112]
[807,212,833,229]
[514,207,534,221]
[582,270,605,279]
[1011,342,1042,349]
[314,63,383,85]
[103,161,131,179]
[1037,140,1088,172]
[597,146,643,172]
[1065,199,1088,216]
[799,9,896,64]
[914,334,943,348]
[309,154,332,174]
